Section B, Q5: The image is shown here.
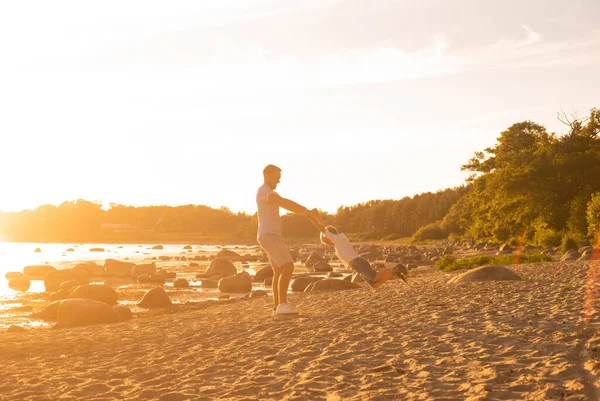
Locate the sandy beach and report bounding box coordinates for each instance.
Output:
[2,260,600,400]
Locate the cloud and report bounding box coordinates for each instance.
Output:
[518,25,543,47]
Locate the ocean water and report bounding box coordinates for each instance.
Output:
[0,242,338,328]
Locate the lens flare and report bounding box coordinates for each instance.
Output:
[583,231,600,325]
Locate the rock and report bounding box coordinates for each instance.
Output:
[73,262,105,277]
[23,265,56,279]
[137,287,172,308]
[59,280,79,292]
[49,290,70,301]
[104,259,135,278]
[448,265,521,284]
[358,251,379,261]
[8,277,30,292]
[306,279,360,292]
[250,290,268,298]
[158,256,171,261]
[137,274,166,284]
[578,253,592,261]
[216,249,241,259]
[254,265,273,282]
[183,245,192,250]
[304,251,323,268]
[34,248,41,253]
[291,277,322,292]
[131,263,157,279]
[89,248,105,252]
[205,257,237,277]
[68,284,118,305]
[313,261,333,272]
[201,279,219,288]
[561,250,580,262]
[55,298,119,328]
[113,305,132,321]
[5,272,23,280]
[7,325,25,333]
[66,248,75,252]
[218,272,252,293]
[173,278,190,288]
[151,245,164,250]
[44,269,89,292]
[31,300,62,320]
[165,272,176,279]
[328,272,343,278]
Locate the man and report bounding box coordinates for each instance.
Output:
[257,164,317,315]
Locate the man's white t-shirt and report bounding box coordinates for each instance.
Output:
[323,231,359,265]
[256,183,281,239]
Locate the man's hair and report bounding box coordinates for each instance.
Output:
[263,164,282,176]
[325,225,339,234]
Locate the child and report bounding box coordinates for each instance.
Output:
[308,217,408,288]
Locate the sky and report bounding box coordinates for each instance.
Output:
[0,0,599,215]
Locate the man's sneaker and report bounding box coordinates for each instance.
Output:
[275,303,299,315]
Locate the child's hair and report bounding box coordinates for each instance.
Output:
[325,225,339,234]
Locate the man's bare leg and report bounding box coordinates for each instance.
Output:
[272,268,282,310]
[278,262,295,305]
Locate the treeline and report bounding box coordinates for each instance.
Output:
[441,108,600,246]
[0,189,463,243]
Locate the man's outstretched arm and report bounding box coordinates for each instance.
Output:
[267,192,316,216]
[307,215,326,233]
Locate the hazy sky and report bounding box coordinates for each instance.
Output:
[1,0,599,214]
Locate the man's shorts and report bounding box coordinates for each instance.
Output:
[258,234,293,269]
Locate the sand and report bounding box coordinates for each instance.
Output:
[2,260,600,400]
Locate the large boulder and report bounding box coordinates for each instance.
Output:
[5,272,24,281]
[216,249,241,259]
[205,257,237,277]
[73,262,105,277]
[313,261,333,272]
[31,300,62,320]
[291,276,322,292]
[304,251,323,268]
[104,259,135,278]
[151,245,164,250]
[68,284,118,305]
[306,279,360,292]
[113,305,132,321]
[55,298,119,328]
[44,269,89,292]
[8,276,30,292]
[218,272,252,293]
[448,265,521,284]
[49,290,70,301]
[131,263,157,279]
[137,287,172,308]
[23,265,56,279]
[561,250,580,262]
[173,278,190,288]
[201,279,219,288]
[254,265,273,282]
